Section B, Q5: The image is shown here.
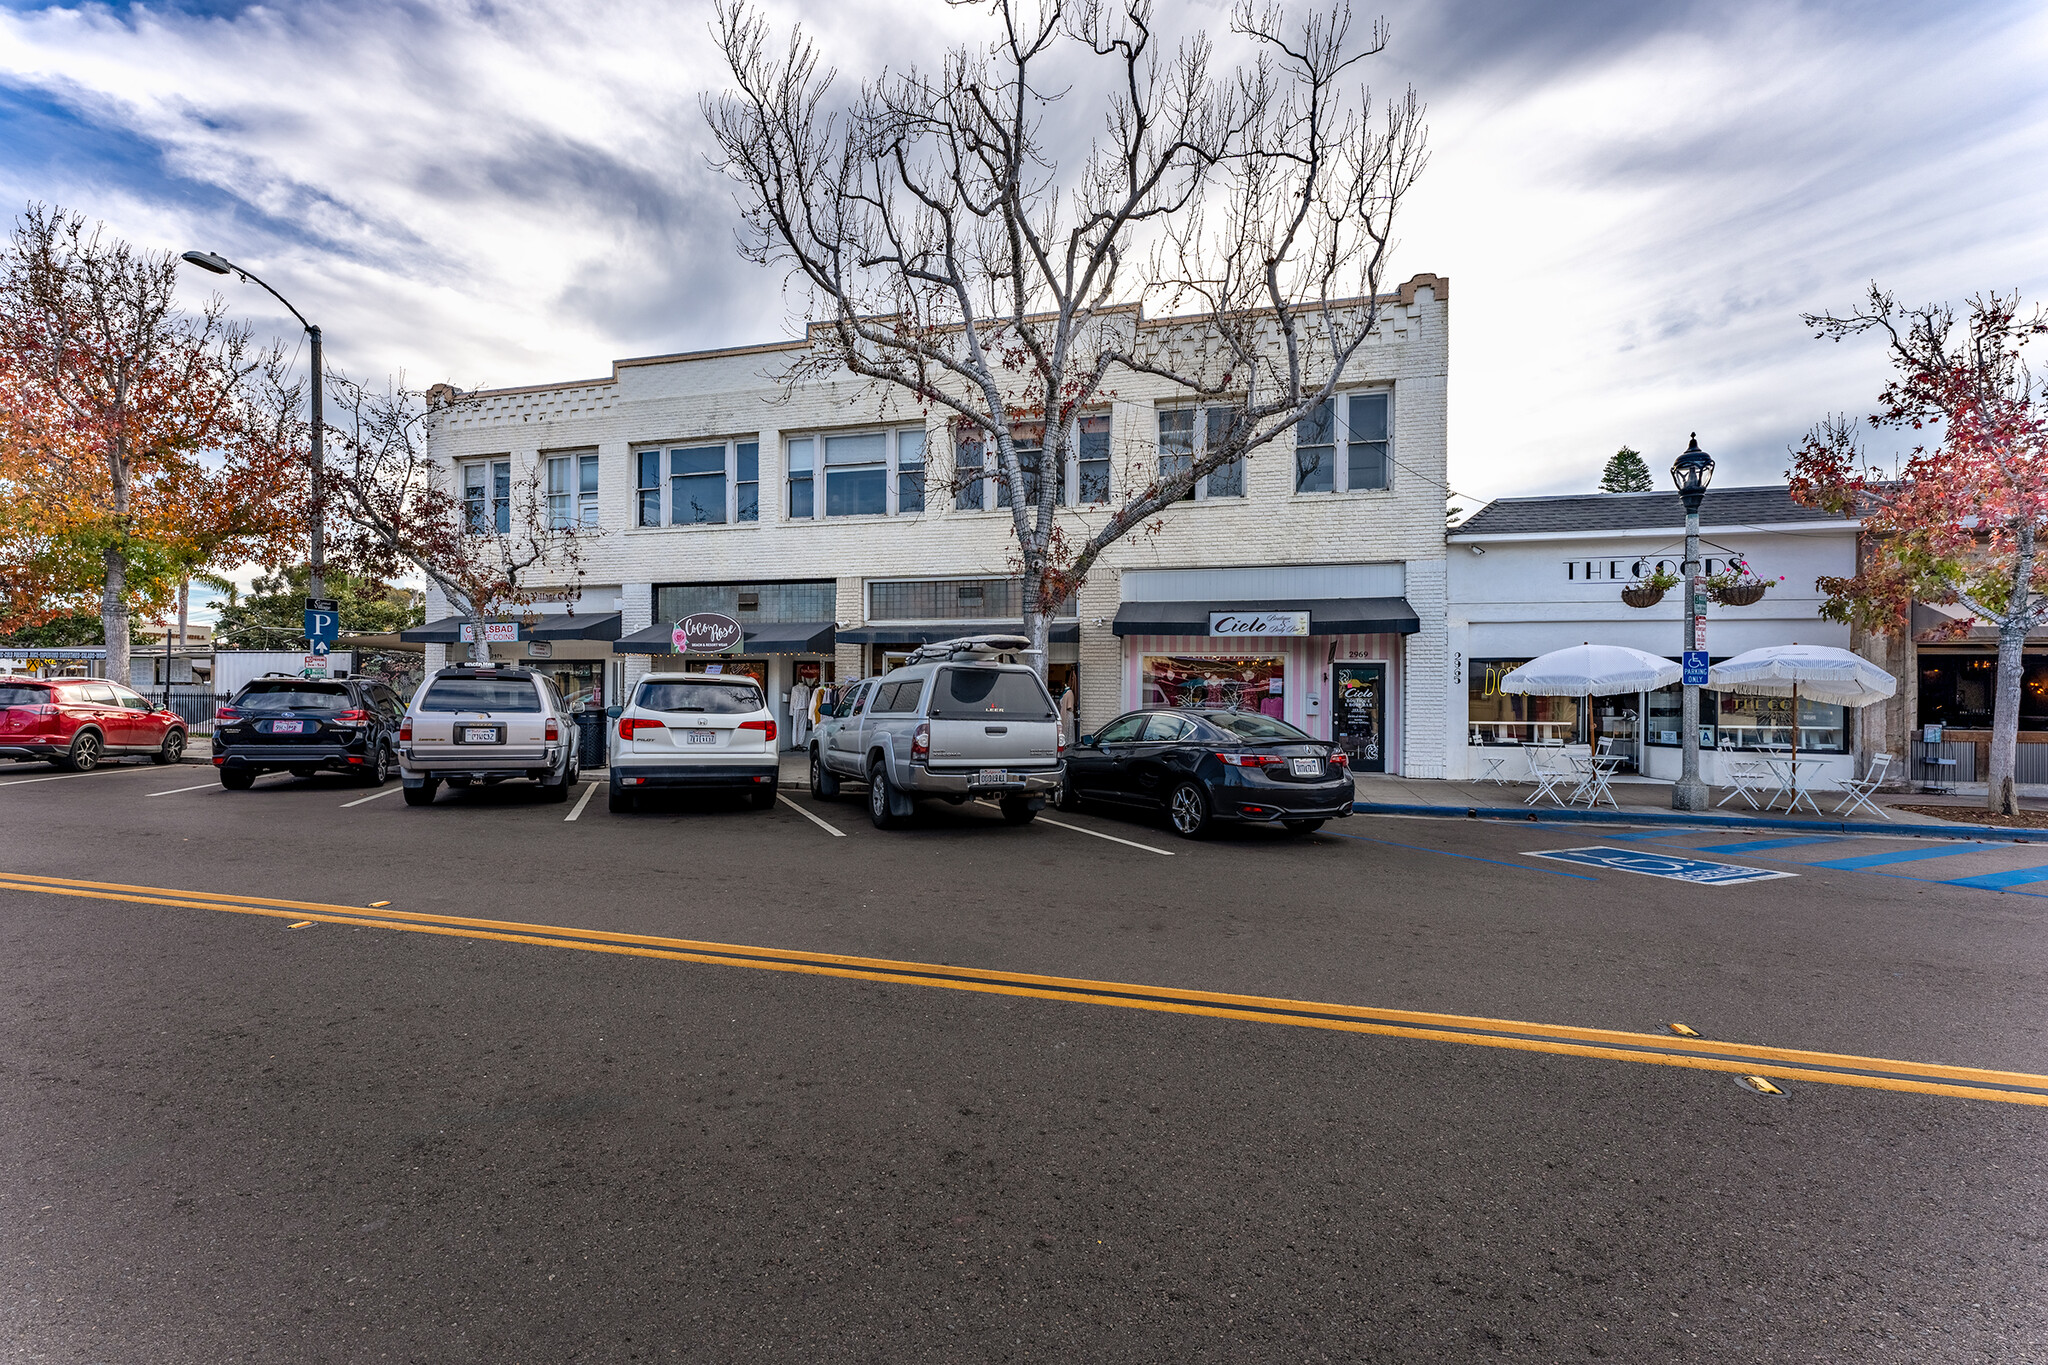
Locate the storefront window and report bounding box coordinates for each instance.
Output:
[1642,683,1848,753]
[1467,658,1577,744]
[1918,652,2048,730]
[1140,656,1285,717]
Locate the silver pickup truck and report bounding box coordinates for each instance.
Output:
[809,636,1065,828]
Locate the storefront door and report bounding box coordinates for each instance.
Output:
[1332,663,1385,772]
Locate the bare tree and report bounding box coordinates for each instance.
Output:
[705,0,1427,673]
[316,376,594,664]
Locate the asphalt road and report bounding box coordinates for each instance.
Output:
[3,758,2045,1362]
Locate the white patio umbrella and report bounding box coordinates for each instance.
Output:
[1498,644,1682,697]
[1707,644,1896,753]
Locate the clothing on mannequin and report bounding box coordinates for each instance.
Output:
[788,681,813,745]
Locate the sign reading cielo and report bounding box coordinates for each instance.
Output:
[1208,610,1310,637]
[672,612,745,654]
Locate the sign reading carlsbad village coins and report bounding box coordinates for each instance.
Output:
[672,612,745,654]
[1208,610,1310,637]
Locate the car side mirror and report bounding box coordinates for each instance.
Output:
[605,705,622,719]
[1078,733,1098,748]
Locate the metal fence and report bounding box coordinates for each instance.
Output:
[159,686,218,733]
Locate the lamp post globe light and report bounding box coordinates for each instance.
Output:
[1670,434,1715,811]
[179,250,326,605]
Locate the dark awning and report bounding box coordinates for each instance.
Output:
[614,620,837,655]
[1111,597,1419,637]
[399,613,621,644]
[835,619,1080,646]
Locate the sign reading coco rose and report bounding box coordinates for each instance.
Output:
[672,612,745,654]
[1208,610,1310,637]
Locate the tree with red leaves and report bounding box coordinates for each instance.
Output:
[1789,286,2048,814]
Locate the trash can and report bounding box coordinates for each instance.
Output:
[575,710,609,770]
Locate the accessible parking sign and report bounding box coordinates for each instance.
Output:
[1527,846,1796,885]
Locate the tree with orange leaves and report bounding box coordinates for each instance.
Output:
[0,204,303,684]
[1790,286,2048,814]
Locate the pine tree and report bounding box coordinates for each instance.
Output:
[1599,446,1653,493]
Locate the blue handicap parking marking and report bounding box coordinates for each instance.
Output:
[1694,836,1843,853]
[1809,846,1978,871]
[1527,846,1797,885]
[1940,864,2048,891]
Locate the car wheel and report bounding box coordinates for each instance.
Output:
[153,729,186,765]
[60,730,102,773]
[1282,818,1325,835]
[750,783,777,811]
[219,767,255,791]
[1055,773,1083,811]
[868,761,903,829]
[810,750,838,799]
[999,797,1038,825]
[402,777,439,807]
[1167,782,1212,839]
[362,745,393,786]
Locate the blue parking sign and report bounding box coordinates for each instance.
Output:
[1681,650,1709,686]
[1528,846,1795,885]
[304,609,340,654]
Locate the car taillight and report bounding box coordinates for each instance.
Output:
[1217,752,1281,767]
[399,718,412,742]
[545,719,559,741]
[739,719,777,743]
[911,722,930,757]
[215,705,241,721]
[336,709,369,722]
[620,717,664,739]
[1329,749,1348,766]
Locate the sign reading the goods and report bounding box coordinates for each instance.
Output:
[1208,610,1309,637]
[673,612,745,654]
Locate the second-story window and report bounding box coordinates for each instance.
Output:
[1295,390,1391,494]
[786,426,927,519]
[958,415,1110,510]
[546,452,599,530]
[634,439,762,528]
[464,459,511,534]
[1157,406,1244,502]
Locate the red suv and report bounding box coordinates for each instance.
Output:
[0,676,188,770]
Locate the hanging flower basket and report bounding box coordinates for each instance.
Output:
[1620,584,1667,609]
[1710,581,1769,607]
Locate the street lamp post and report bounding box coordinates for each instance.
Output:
[178,251,324,604]
[1670,434,1716,811]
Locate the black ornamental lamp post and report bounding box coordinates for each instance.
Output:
[1670,434,1715,810]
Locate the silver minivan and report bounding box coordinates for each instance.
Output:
[809,637,1064,828]
[399,664,579,805]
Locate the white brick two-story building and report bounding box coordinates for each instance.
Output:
[414,275,1452,776]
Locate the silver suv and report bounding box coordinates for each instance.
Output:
[399,664,580,806]
[809,636,1064,828]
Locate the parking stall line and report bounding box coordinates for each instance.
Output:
[147,782,221,797]
[4,869,2045,1108]
[338,785,406,809]
[777,793,848,837]
[1036,814,1175,856]
[564,781,599,822]
[0,765,165,789]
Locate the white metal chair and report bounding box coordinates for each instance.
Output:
[1473,747,1516,785]
[1831,753,1894,820]
[1714,738,1773,811]
[1569,746,1623,809]
[1523,744,1572,806]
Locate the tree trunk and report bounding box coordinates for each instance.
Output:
[468,606,492,665]
[1989,618,2025,814]
[101,543,130,687]
[1021,604,1051,683]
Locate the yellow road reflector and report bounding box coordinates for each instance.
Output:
[1668,1022,1700,1037]
[1739,1075,1785,1095]
[286,920,315,930]
[367,901,391,908]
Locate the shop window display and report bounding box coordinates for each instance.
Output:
[1141,656,1285,718]
[1466,657,1578,744]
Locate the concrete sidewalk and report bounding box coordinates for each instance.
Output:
[1352,772,2038,839]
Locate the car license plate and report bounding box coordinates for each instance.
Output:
[686,730,717,746]
[270,720,303,734]
[977,768,1012,785]
[1289,757,1322,777]
[463,726,500,744]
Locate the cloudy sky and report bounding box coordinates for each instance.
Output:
[4,0,2046,514]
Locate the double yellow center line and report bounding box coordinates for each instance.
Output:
[5,870,2044,1108]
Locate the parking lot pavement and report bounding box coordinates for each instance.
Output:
[6,777,2048,1359]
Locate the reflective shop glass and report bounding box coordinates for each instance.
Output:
[418,679,545,712]
[670,446,728,525]
[898,429,926,514]
[491,461,511,533]
[1205,408,1244,497]
[1295,401,1337,492]
[638,451,663,526]
[1158,409,1195,501]
[656,580,836,623]
[824,433,888,516]
[633,680,762,714]
[787,438,814,518]
[955,439,985,510]
[1141,656,1285,717]
[736,442,760,523]
[1348,392,1389,490]
[931,667,1056,720]
[1918,651,2048,730]
[1076,415,1111,504]
[1467,658,1579,744]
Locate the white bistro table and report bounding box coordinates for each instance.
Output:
[1757,749,1825,815]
